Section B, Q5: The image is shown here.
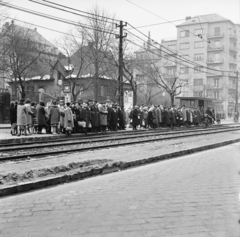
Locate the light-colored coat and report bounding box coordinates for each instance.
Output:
[17,105,27,126]
[64,107,74,129]
[25,103,32,125]
[98,104,108,126]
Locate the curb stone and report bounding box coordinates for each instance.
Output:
[0,137,240,197]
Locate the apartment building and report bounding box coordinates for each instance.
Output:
[161,14,240,113]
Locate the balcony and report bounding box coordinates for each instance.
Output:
[207,58,224,64]
[228,71,237,77]
[207,45,224,51]
[229,34,237,41]
[229,59,237,65]
[229,45,238,53]
[207,33,224,38]
[206,84,223,89]
[164,61,176,67]
[207,70,223,77]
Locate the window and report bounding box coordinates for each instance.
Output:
[194,66,203,73]
[26,86,34,92]
[180,30,189,37]
[166,68,174,75]
[194,53,204,61]
[168,45,176,50]
[195,29,203,36]
[214,91,219,99]
[214,53,220,61]
[181,55,189,60]
[214,27,221,36]
[214,40,220,47]
[180,42,189,49]
[194,41,203,48]
[214,78,219,88]
[194,79,203,86]
[180,67,189,74]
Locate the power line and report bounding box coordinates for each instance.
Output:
[3,16,83,39]
[40,0,120,22]
[0,2,117,35]
[126,0,234,59]
[126,19,185,30]
[29,0,117,25]
[126,23,235,74]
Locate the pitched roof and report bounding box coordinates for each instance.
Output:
[177,14,231,27]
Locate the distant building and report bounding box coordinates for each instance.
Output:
[173,14,240,113]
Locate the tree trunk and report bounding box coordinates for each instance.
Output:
[170,94,175,106]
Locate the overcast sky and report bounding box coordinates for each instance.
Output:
[5,0,240,46]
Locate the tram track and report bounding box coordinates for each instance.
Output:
[0,125,240,162]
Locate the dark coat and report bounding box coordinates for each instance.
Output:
[110,109,119,126]
[37,105,46,126]
[117,108,125,128]
[90,105,99,127]
[132,109,140,126]
[49,105,60,125]
[80,108,92,127]
[164,110,170,126]
[10,105,17,124]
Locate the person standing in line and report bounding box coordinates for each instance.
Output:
[37,101,46,134]
[17,99,27,136]
[64,102,74,135]
[49,100,60,135]
[98,102,108,133]
[31,102,38,134]
[25,99,34,135]
[10,101,17,135]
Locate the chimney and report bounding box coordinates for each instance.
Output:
[186,16,191,20]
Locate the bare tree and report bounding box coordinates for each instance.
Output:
[136,52,186,106]
[0,22,46,99]
[76,5,117,101]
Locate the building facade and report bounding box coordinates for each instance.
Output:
[161,14,240,113]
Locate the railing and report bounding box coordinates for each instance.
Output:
[229,46,238,52]
[228,71,237,77]
[206,84,223,89]
[207,58,224,63]
[207,33,224,38]
[207,45,224,51]
[229,34,237,40]
[164,62,176,67]
[229,59,237,64]
[207,70,223,76]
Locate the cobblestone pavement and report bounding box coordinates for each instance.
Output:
[1,143,240,237]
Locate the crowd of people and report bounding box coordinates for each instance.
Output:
[9,98,220,136]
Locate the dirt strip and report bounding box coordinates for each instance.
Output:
[0,130,240,197]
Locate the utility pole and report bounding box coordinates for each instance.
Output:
[235,70,239,122]
[116,21,127,110]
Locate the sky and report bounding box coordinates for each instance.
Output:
[3,0,240,48]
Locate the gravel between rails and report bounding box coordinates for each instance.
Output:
[0,127,239,161]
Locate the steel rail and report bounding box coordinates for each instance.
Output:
[0,124,236,148]
[0,126,239,162]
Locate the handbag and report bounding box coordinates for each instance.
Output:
[88,122,92,128]
[78,121,86,128]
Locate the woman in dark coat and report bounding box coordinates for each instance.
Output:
[110,106,118,131]
[37,101,46,134]
[80,103,92,135]
[117,106,125,130]
[10,101,17,135]
[90,101,99,133]
[132,106,140,130]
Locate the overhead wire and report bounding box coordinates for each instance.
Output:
[40,0,120,22]
[0,2,117,35]
[29,0,117,25]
